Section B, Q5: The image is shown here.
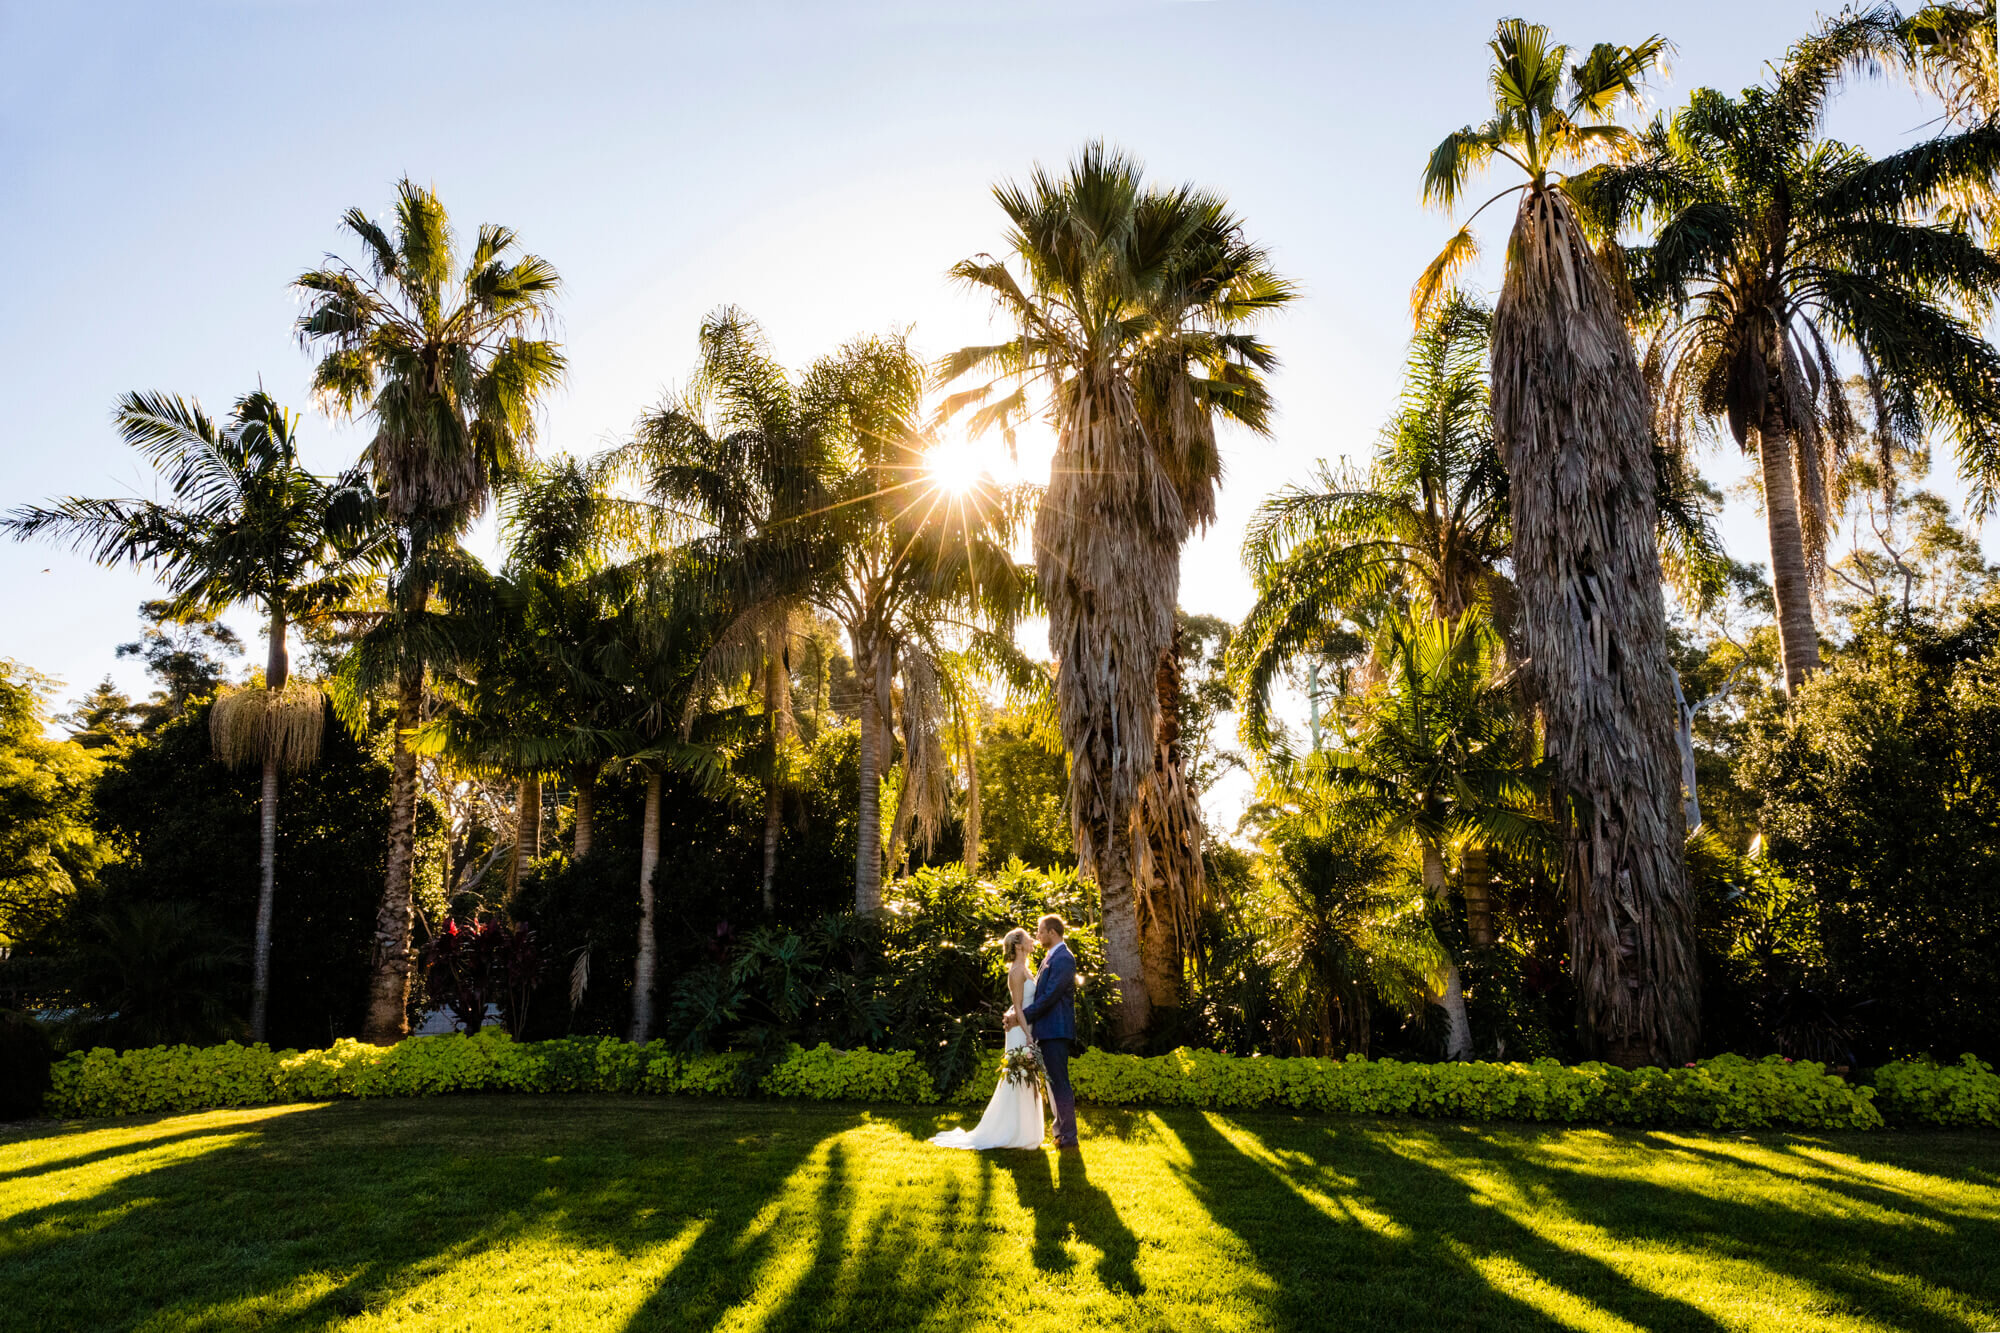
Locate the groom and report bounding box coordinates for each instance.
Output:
[1007,914,1078,1149]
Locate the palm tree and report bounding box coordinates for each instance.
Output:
[1310,614,1544,1059]
[624,309,841,918]
[493,458,637,862]
[1420,21,1698,1067]
[5,390,382,1041]
[1232,293,1510,752]
[1901,1,1997,130]
[813,333,1033,911]
[1574,14,2000,695]
[296,179,564,1044]
[1260,780,1449,1058]
[944,142,1293,1040]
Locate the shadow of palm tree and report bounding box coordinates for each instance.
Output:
[1166,1111,1734,1330]
[0,1097,861,1332]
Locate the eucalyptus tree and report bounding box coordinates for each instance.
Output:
[4,390,382,1040]
[296,179,564,1043]
[1420,21,1698,1067]
[1309,614,1546,1059]
[1575,16,2000,696]
[944,142,1293,1039]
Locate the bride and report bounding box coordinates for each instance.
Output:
[931,927,1045,1150]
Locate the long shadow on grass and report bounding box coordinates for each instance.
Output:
[1167,1112,1734,1332]
[1438,1127,2000,1331]
[0,1097,864,1333]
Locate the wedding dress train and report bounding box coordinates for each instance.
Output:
[931,974,1045,1150]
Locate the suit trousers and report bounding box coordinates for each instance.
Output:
[1040,1037,1077,1147]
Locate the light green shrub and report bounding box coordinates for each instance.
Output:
[41,1034,1921,1132]
[1871,1055,2000,1127]
[760,1043,935,1103]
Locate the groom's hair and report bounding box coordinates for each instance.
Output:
[1038,914,1066,937]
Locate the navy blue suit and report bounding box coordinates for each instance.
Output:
[1021,939,1078,1146]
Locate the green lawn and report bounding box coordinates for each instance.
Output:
[2,1098,1997,1332]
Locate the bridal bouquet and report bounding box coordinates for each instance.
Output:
[1000,1042,1047,1091]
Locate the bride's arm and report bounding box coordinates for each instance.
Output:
[1007,958,1027,1019]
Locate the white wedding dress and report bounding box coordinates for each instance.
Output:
[931,973,1046,1150]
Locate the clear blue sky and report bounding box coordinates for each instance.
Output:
[1,1,1981,752]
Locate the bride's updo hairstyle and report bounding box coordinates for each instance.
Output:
[1002,928,1031,962]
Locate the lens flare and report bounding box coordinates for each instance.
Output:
[925,440,988,494]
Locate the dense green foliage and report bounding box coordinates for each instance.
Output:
[80,698,392,1049]
[0,663,108,946]
[1742,605,2000,1060]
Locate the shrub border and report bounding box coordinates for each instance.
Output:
[37,1034,1996,1130]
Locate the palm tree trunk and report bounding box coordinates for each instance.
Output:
[1423,842,1474,1060]
[363,662,423,1045]
[508,777,540,893]
[251,754,279,1042]
[1032,373,1180,1044]
[1098,826,1148,1041]
[1462,843,1496,948]
[853,640,890,913]
[248,607,289,1044]
[1138,638,1202,1023]
[630,766,662,1043]
[960,710,981,874]
[760,620,794,916]
[1672,673,1702,833]
[573,762,598,859]
[1755,391,1823,695]
[1491,186,1699,1069]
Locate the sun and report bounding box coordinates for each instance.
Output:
[924,438,990,495]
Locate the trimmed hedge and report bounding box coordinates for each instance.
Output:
[38,1032,1965,1131]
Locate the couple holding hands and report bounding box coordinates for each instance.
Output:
[931,914,1080,1152]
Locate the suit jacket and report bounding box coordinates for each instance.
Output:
[1021,939,1077,1042]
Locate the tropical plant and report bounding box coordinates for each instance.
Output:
[624,309,839,918]
[1901,1,1997,130]
[1232,292,1510,752]
[944,142,1293,1039]
[1573,11,2000,694]
[1420,20,1699,1067]
[1306,614,1545,1058]
[1258,803,1443,1057]
[66,901,246,1050]
[809,334,1033,910]
[5,391,382,1039]
[296,179,564,1043]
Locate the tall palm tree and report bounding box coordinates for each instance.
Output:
[1574,14,2000,694]
[1232,293,1511,752]
[1421,21,1699,1067]
[624,309,839,918]
[296,179,564,1044]
[944,143,1293,1040]
[5,390,382,1040]
[1310,614,1545,1059]
[494,458,637,862]
[814,332,1034,911]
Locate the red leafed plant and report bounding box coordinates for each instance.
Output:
[422,918,540,1035]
